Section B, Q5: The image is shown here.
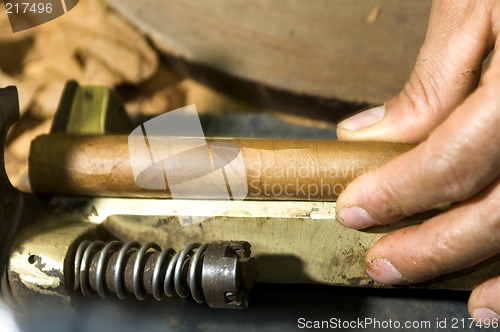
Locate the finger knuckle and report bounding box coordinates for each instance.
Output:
[399,66,443,119]
[376,175,416,219]
[424,146,472,202]
[482,181,500,233]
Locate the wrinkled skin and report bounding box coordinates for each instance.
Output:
[336,0,500,321]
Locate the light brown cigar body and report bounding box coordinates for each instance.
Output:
[29,135,414,200]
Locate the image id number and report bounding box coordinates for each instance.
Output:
[5,2,53,14]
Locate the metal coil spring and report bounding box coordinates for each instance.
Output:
[74,241,208,303]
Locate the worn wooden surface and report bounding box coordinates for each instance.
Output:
[107,0,431,120]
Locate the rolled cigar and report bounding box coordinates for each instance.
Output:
[29,135,414,200]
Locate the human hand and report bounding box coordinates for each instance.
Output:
[335,0,500,321]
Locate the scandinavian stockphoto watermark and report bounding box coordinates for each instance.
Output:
[128,105,378,226]
[245,163,379,200]
[3,0,78,32]
[297,316,499,330]
[128,105,248,226]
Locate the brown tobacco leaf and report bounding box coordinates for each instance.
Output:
[181,79,258,115]
[123,83,187,117]
[80,55,123,86]
[23,31,85,81]
[0,11,35,41]
[4,149,30,192]
[120,64,185,116]
[0,0,167,189]
[0,70,37,116]
[9,0,159,119]
[30,80,67,119]
[8,118,52,162]
[54,0,159,84]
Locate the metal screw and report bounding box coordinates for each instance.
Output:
[225,292,237,302]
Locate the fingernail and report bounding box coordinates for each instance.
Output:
[366,258,407,285]
[473,308,500,322]
[338,105,385,131]
[337,206,375,229]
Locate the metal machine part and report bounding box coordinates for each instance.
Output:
[0,87,42,302]
[73,240,256,309]
[0,87,21,286]
[1,83,500,315]
[0,85,258,310]
[51,80,132,135]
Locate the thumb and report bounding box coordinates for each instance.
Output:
[337,0,492,143]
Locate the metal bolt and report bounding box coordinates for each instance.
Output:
[225,292,237,302]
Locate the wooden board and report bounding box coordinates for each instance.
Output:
[107,0,431,121]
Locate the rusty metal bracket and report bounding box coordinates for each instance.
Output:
[0,85,257,310]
